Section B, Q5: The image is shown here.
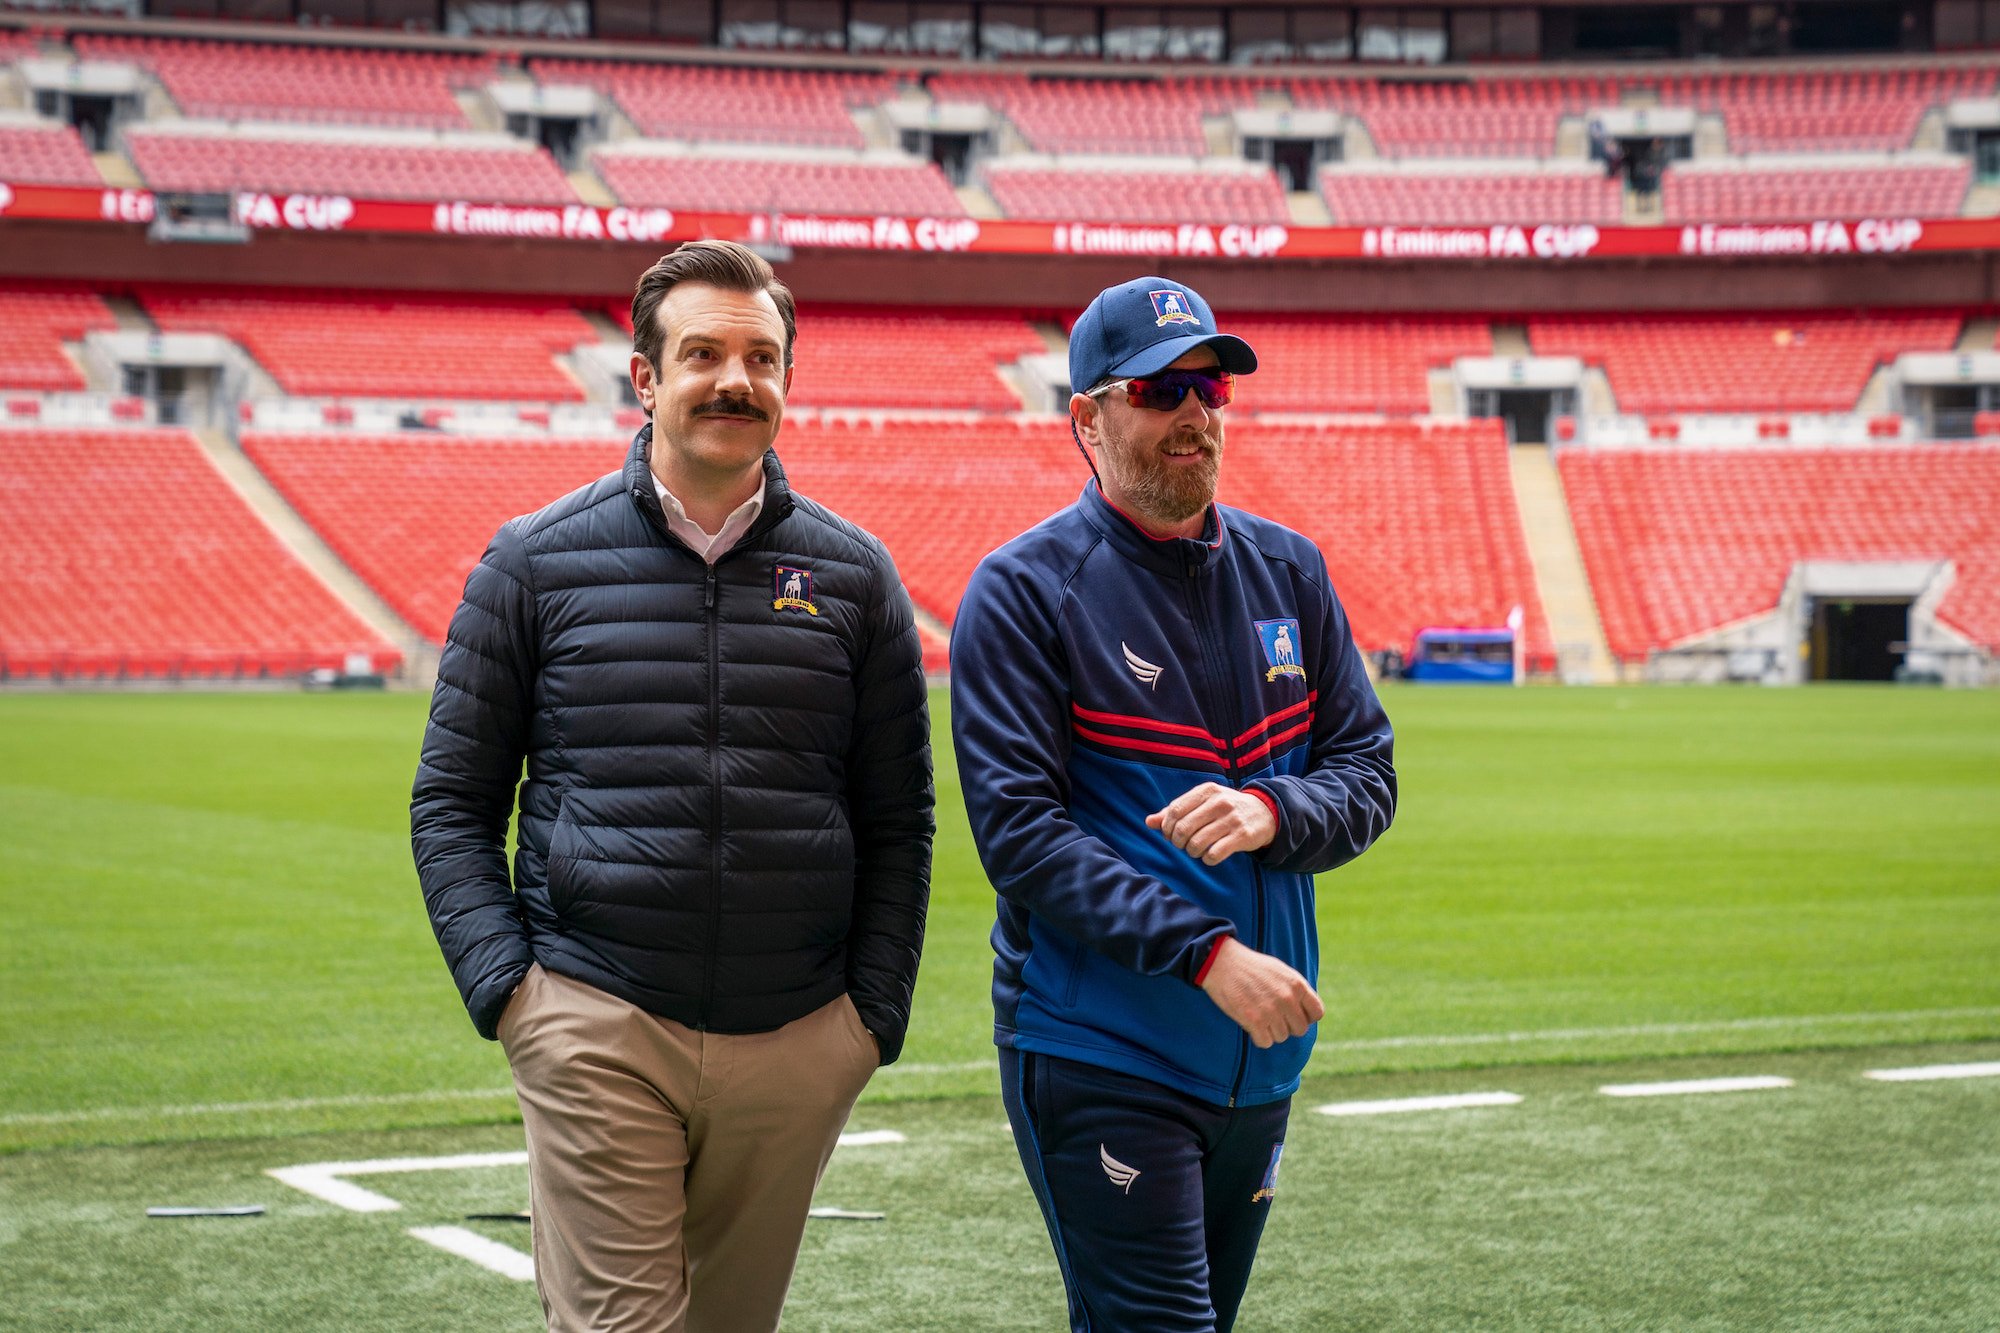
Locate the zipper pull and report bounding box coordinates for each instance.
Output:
[704,568,717,611]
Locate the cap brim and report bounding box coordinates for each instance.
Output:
[1110,333,1257,380]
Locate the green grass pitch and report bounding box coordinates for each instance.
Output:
[2,685,1997,1328]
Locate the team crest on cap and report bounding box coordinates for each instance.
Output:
[1255,619,1306,682]
[773,565,819,615]
[1150,289,1201,327]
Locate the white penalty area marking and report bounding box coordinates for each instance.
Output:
[407,1226,537,1282]
[1598,1076,1794,1098]
[269,1151,530,1213]
[270,1131,906,1214]
[1316,1091,1523,1117]
[1864,1061,2000,1083]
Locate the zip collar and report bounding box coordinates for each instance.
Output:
[1077,478,1226,579]
[623,422,797,551]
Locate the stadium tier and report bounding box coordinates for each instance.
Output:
[70,34,493,129]
[1650,67,2000,153]
[241,432,615,643]
[531,59,892,147]
[1218,314,1493,415]
[0,428,400,679]
[0,286,116,391]
[142,290,598,401]
[1561,445,2000,662]
[1526,310,1965,414]
[1660,161,1973,224]
[926,74,1266,156]
[1291,76,1626,158]
[0,121,101,187]
[592,152,965,215]
[780,308,1043,411]
[1219,419,1554,667]
[121,128,576,204]
[1319,168,1624,226]
[983,165,1290,224]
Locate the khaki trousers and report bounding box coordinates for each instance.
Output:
[498,963,880,1333]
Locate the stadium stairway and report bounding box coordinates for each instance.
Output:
[190,426,437,681]
[1509,444,1617,683]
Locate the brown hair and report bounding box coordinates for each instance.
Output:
[630,239,797,371]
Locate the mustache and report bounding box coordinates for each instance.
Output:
[693,397,769,421]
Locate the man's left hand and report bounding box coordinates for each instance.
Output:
[1146,784,1276,866]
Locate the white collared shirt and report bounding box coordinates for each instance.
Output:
[654,476,763,565]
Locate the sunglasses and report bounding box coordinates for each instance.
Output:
[1090,370,1234,413]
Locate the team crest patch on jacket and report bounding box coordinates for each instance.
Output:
[1150,289,1201,327]
[773,565,819,615]
[1255,619,1306,682]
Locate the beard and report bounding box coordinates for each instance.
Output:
[1102,422,1222,526]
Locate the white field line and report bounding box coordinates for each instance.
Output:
[1316,1091,1523,1117]
[269,1151,530,1213]
[10,1006,1997,1127]
[1599,1076,1794,1098]
[270,1132,906,1214]
[1864,1061,2000,1082]
[407,1226,536,1281]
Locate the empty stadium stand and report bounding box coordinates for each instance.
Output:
[926,73,1266,156]
[242,432,615,642]
[1661,161,1972,224]
[71,34,494,129]
[1218,314,1493,415]
[1320,167,1623,225]
[1291,75,1627,158]
[1527,310,1964,414]
[593,151,965,215]
[533,59,892,147]
[0,120,101,187]
[984,164,1290,223]
[1561,444,2000,661]
[0,428,400,679]
[781,307,1044,411]
[1221,418,1554,666]
[0,286,116,392]
[1650,67,1999,153]
[122,127,576,205]
[143,290,598,401]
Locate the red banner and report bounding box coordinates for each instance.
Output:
[5,182,1996,262]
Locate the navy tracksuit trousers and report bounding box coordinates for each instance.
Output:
[1000,1051,1293,1333]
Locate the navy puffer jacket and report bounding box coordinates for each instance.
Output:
[411,427,934,1061]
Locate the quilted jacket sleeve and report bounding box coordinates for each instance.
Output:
[410,520,540,1040]
[842,545,935,1065]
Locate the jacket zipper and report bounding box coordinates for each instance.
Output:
[697,564,722,1028]
[1181,564,1255,1108]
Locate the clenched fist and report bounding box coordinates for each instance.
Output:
[1198,937,1323,1048]
[1145,782,1276,867]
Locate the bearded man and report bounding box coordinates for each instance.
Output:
[949,276,1397,1333]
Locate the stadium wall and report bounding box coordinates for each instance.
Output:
[3,220,1995,313]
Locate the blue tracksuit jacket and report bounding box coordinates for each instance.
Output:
[951,480,1397,1108]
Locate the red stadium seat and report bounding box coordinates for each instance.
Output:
[124,129,576,205]
[1320,169,1623,225]
[594,153,965,215]
[0,287,118,392]
[1661,162,1971,223]
[1529,311,1963,415]
[0,122,102,187]
[0,429,401,678]
[1562,445,2000,661]
[984,165,1289,224]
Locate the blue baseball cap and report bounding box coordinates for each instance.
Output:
[1068,276,1257,394]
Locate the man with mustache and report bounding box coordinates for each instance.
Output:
[413,240,933,1332]
[952,277,1397,1332]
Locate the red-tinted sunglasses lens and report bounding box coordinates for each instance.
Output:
[1125,371,1233,412]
